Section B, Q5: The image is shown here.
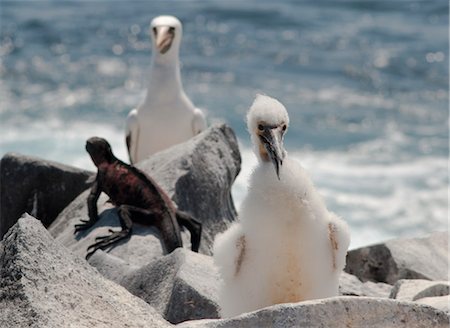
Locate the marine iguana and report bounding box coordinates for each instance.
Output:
[74,136,202,259]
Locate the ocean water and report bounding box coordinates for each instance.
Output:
[1,1,448,248]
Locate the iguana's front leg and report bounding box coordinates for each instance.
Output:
[74,178,101,233]
[85,205,184,259]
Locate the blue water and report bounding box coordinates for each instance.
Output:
[1,1,448,248]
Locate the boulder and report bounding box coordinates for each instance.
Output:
[0,153,93,239]
[416,296,450,315]
[49,124,241,261]
[88,248,137,283]
[72,243,220,324]
[135,123,241,254]
[177,297,449,328]
[345,232,448,284]
[339,272,392,298]
[119,248,220,324]
[390,279,449,302]
[0,214,170,328]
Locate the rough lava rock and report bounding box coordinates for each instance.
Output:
[416,296,450,315]
[389,279,450,314]
[345,231,448,284]
[0,153,93,239]
[84,245,220,324]
[339,272,392,298]
[0,214,170,328]
[48,124,241,263]
[177,297,449,328]
[135,123,241,254]
[119,248,220,324]
[390,279,450,302]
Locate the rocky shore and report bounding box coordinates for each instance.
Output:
[1,125,448,327]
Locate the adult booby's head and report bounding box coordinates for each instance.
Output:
[150,15,182,60]
[86,137,115,166]
[247,94,289,179]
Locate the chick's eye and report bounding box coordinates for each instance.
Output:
[258,124,264,131]
[152,27,157,34]
[169,27,175,33]
[282,125,287,131]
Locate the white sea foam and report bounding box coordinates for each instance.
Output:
[1,119,128,171]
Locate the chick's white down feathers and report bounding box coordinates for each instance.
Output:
[213,95,350,318]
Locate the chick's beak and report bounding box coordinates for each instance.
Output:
[155,26,174,54]
[260,128,284,180]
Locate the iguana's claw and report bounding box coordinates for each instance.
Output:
[85,230,130,259]
[74,220,93,234]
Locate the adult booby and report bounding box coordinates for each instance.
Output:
[213,95,350,318]
[126,15,207,163]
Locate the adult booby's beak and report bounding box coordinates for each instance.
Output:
[155,26,174,54]
[259,128,284,180]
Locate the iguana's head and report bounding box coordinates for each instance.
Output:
[86,137,115,166]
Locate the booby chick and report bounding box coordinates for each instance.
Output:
[213,95,350,318]
[126,15,207,163]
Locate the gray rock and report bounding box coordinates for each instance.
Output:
[88,248,138,282]
[390,279,450,302]
[84,248,220,324]
[120,248,220,324]
[0,214,171,328]
[0,153,93,239]
[49,124,241,262]
[416,296,450,315]
[414,283,450,302]
[345,231,448,284]
[339,272,392,298]
[135,123,241,254]
[177,297,449,328]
